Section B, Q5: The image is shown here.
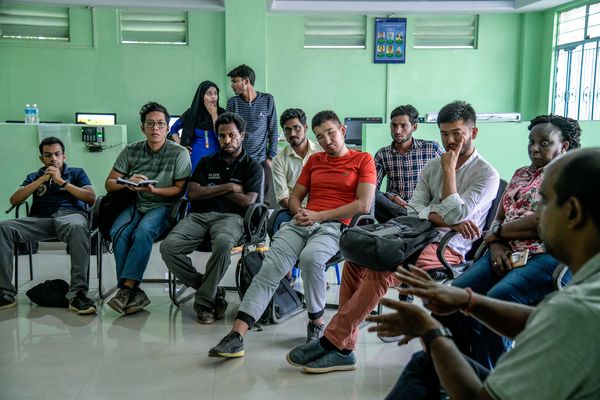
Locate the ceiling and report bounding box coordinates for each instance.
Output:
[4,0,573,13]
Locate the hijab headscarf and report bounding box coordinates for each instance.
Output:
[179,80,225,147]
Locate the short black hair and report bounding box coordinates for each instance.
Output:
[554,148,600,230]
[39,136,65,155]
[528,114,582,150]
[312,110,341,130]
[390,104,419,124]
[215,112,246,134]
[140,101,170,125]
[437,100,476,127]
[227,64,256,86]
[280,108,307,128]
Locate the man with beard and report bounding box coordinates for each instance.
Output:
[272,108,322,209]
[160,112,263,324]
[285,101,499,374]
[374,105,443,222]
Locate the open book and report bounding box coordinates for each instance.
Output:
[116,177,158,187]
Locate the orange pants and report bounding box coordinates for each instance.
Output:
[323,243,462,351]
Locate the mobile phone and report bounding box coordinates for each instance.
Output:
[510,249,529,268]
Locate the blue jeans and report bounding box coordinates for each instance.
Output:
[385,351,490,400]
[110,205,169,285]
[436,251,570,369]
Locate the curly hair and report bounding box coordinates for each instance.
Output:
[528,114,582,150]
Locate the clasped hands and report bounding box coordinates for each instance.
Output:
[293,207,321,226]
[366,266,470,346]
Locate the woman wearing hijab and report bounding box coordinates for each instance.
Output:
[170,80,225,170]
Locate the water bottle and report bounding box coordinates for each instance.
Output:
[24,104,33,124]
[32,104,39,124]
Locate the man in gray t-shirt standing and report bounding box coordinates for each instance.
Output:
[104,101,191,315]
[226,64,278,208]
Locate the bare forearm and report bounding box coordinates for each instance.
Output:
[223,192,257,208]
[9,178,45,205]
[316,199,370,223]
[499,214,539,240]
[428,212,450,228]
[441,169,457,200]
[188,182,232,201]
[149,186,185,198]
[64,185,96,205]
[288,196,303,216]
[468,294,533,339]
[430,338,488,399]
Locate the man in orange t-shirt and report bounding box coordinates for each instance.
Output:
[209,110,376,359]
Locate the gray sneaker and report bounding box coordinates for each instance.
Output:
[286,339,328,367]
[303,349,357,374]
[209,331,244,358]
[306,321,325,343]
[0,296,16,310]
[124,287,151,315]
[107,287,132,314]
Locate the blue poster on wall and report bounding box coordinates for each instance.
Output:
[374,18,406,64]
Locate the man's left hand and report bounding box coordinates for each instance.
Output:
[366,298,441,341]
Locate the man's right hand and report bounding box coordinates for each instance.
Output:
[395,266,470,316]
[489,242,512,276]
[440,136,464,172]
[449,220,480,240]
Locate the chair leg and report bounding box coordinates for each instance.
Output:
[14,244,19,289]
[27,243,33,281]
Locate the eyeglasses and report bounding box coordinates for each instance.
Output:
[283,124,303,135]
[42,151,63,158]
[144,121,167,129]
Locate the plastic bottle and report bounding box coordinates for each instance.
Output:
[24,104,33,124]
[32,104,39,124]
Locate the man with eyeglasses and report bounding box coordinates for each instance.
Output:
[374,104,443,223]
[104,101,191,315]
[0,136,97,314]
[272,108,322,209]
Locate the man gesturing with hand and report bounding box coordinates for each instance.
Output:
[407,100,499,275]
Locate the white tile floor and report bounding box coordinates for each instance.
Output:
[0,244,422,400]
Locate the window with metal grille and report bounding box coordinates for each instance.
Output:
[304,15,366,49]
[0,4,69,41]
[553,2,600,120]
[413,15,478,49]
[120,10,187,45]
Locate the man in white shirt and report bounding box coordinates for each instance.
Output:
[272,108,322,209]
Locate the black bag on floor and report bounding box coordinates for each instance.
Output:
[236,250,303,325]
[26,279,69,308]
[339,216,438,272]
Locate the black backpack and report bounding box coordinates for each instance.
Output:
[235,251,303,324]
[339,216,438,272]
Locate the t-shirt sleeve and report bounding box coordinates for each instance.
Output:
[296,154,315,189]
[271,154,288,202]
[173,147,192,181]
[112,148,130,175]
[358,153,377,184]
[245,160,263,197]
[73,169,92,188]
[22,172,37,187]
[485,294,600,399]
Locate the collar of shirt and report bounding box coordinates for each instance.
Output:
[216,148,248,166]
[144,140,168,156]
[571,251,600,285]
[283,139,320,159]
[456,148,480,172]
[387,138,422,155]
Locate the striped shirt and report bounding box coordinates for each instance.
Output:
[112,140,191,213]
[374,138,443,201]
[226,92,278,163]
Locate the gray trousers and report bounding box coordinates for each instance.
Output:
[0,211,90,301]
[159,212,244,308]
[239,220,342,321]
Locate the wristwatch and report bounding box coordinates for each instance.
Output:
[60,180,70,188]
[491,222,503,239]
[422,327,453,353]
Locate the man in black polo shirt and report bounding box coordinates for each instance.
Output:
[0,136,97,314]
[160,112,262,324]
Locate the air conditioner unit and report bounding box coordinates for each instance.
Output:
[425,112,521,123]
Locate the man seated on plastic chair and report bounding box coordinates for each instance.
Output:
[209,110,376,359]
[284,101,499,374]
[0,136,97,314]
[104,102,191,315]
[160,112,263,324]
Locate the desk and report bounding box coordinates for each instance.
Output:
[0,123,127,221]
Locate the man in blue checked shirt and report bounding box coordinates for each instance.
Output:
[374,105,443,222]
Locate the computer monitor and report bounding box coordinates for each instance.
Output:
[344,117,383,146]
[75,112,117,125]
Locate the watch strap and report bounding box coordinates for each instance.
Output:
[60,180,69,188]
[422,327,453,353]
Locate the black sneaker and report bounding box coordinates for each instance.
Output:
[0,296,16,310]
[107,287,132,314]
[306,321,325,343]
[209,331,245,358]
[214,287,228,320]
[69,292,97,315]
[194,303,215,324]
[124,287,151,315]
